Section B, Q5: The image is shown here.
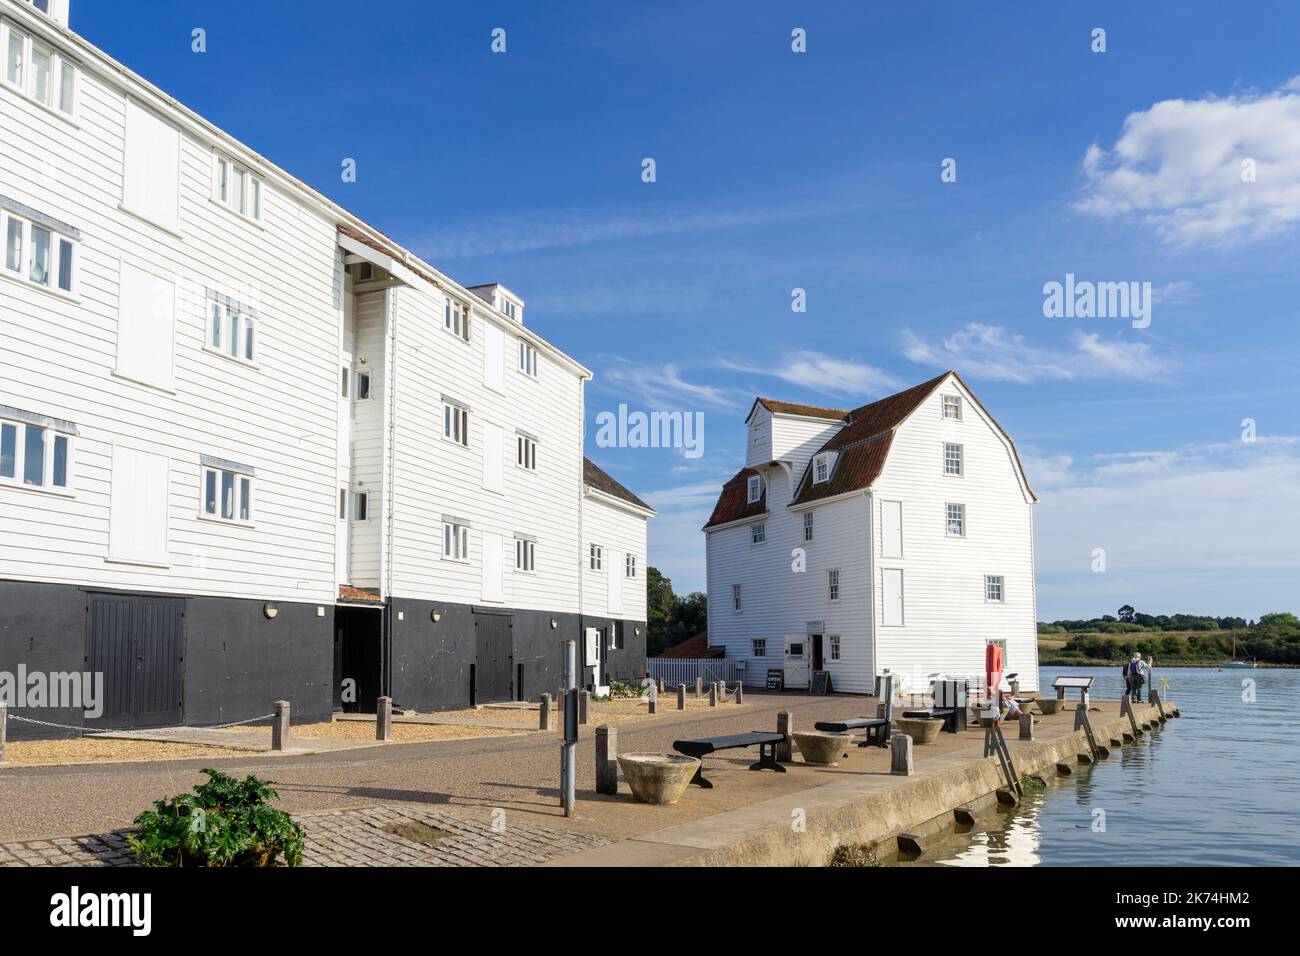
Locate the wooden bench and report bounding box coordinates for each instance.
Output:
[672,732,787,788]
[814,673,897,748]
[1051,676,1095,707]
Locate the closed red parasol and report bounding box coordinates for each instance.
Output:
[985,642,1003,704]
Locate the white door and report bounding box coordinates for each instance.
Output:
[881,500,903,558]
[784,635,810,690]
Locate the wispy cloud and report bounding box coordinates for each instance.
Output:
[719,350,903,399]
[591,357,748,411]
[1075,77,1300,246]
[901,323,1172,383]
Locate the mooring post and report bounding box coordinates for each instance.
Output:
[776,710,793,762]
[677,684,686,710]
[595,725,617,796]
[539,693,553,731]
[376,696,393,741]
[891,733,914,776]
[271,699,290,752]
[658,677,665,695]
[734,681,744,705]
[0,704,7,764]
[578,689,590,726]
[708,683,717,707]
[560,641,577,816]
[695,676,703,698]
[1018,713,1034,740]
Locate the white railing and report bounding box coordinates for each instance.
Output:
[647,658,747,687]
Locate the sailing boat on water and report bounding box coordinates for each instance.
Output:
[1222,632,1256,669]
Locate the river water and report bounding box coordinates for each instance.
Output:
[896,666,1300,866]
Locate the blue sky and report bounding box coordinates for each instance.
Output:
[77,1,1300,619]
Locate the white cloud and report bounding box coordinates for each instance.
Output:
[901,323,1171,383]
[1075,78,1300,245]
[718,350,902,400]
[592,358,748,411]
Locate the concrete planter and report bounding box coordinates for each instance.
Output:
[793,730,853,766]
[894,717,944,745]
[1035,698,1064,715]
[617,753,700,805]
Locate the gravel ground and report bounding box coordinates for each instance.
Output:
[226,721,521,743]
[1,738,244,766]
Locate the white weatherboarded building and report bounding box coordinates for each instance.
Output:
[704,372,1039,695]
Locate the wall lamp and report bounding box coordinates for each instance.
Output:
[263,603,279,620]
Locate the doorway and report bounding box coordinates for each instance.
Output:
[335,605,383,713]
[473,612,513,704]
[85,593,184,730]
[811,634,824,672]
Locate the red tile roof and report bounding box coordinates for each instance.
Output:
[339,585,383,605]
[703,467,767,529]
[584,458,653,512]
[656,633,724,659]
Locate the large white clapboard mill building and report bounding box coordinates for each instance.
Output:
[0,0,650,736]
[704,372,1039,695]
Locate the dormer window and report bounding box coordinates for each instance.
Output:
[942,395,962,420]
[813,452,831,484]
[746,474,762,504]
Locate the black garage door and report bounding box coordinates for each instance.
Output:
[86,593,185,729]
[473,613,513,704]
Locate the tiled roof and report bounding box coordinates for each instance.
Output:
[703,467,767,529]
[584,458,653,513]
[754,398,850,421]
[655,633,724,659]
[339,585,383,605]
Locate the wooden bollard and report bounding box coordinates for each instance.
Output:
[677,684,686,710]
[734,682,743,705]
[658,677,665,694]
[776,711,793,762]
[271,700,290,752]
[376,696,393,741]
[578,690,590,726]
[891,733,914,776]
[708,683,717,707]
[539,694,553,731]
[694,676,703,699]
[1018,714,1034,740]
[0,704,6,764]
[595,725,617,796]
[648,695,657,715]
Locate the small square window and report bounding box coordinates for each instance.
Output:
[751,523,767,545]
[752,638,766,657]
[589,544,603,571]
[944,443,963,477]
[625,553,636,578]
[443,521,469,559]
[206,298,256,364]
[515,537,536,572]
[517,434,537,471]
[202,466,253,523]
[942,395,962,420]
[444,299,471,341]
[985,575,1005,602]
[946,503,966,536]
[443,402,469,446]
[747,474,762,504]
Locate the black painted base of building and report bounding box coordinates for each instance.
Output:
[1,578,647,740]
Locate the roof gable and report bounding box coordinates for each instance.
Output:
[584,458,654,513]
[704,468,767,529]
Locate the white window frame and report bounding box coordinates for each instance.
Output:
[444,298,471,342]
[0,208,77,296]
[517,340,538,377]
[443,400,469,447]
[200,465,253,524]
[515,537,536,572]
[944,442,964,477]
[747,474,762,503]
[813,452,831,484]
[589,543,603,571]
[827,568,840,602]
[1,21,77,119]
[829,634,841,661]
[732,583,743,613]
[751,523,767,545]
[442,521,470,561]
[942,394,962,420]
[0,415,74,493]
[211,151,263,222]
[946,502,966,537]
[984,574,1005,603]
[752,638,766,657]
[353,491,369,522]
[803,511,814,542]
[205,297,257,366]
[516,433,537,471]
[625,553,636,578]
[355,370,372,401]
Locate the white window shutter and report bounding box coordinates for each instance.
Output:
[882,568,904,626]
[483,323,505,393]
[108,446,169,564]
[116,261,176,390]
[123,100,180,232]
[881,500,903,558]
[607,550,623,616]
[481,421,503,492]
[481,532,504,602]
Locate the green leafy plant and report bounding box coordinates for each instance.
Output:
[129,769,305,867]
[829,841,882,867]
[608,679,643,699]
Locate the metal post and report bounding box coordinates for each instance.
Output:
[708,683,717,707]
[677,684,686,710]
[539,693,552,731]
[561,641,577,816]
[376,696,393,741]
[578,690,590,726]
[271,700,290,751]
[695,676,703,699]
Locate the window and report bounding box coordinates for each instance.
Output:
[517,434,537,471]
[0,208,76,293]
[122,99,181,232]
[354,492,369,521]
[814,452,831,484]
[829,635,841,661]
[747,474,762,503]
[943,394,962,420]
[0,414,72,492]
[213,153,263,221]
[443,401,469,446]
[201,465,252,523]
[206,296,256,364]
[589,544,603,571]
[803,511,814,542]
[752,638,766,657]
[732,584,743,613]
[338,487,347,520]
[1,23,76,117]
[444,298,471,341]
[443,521,469,560]
[515,537,536,572]
[355,371,371,400]
[751,523,767,545]
[610,622,623,650]
[827,568,840,602]
[946,502,966,536]
[985,575,1005,602]
[944,442,963,476]
[502,299,518,320]
[518,340,537,376]
[339,367,349,398]
[625,553,636,578]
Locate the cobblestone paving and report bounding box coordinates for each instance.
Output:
[0,805,608,867]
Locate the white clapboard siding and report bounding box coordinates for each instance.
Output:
[0,31,343,604]
[346,288,387,589]
[581,492,648,622]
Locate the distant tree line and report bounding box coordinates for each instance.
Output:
[1039,608,1300,665]
[645,567,707,658]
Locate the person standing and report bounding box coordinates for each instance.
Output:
[1143,656,1155,702]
